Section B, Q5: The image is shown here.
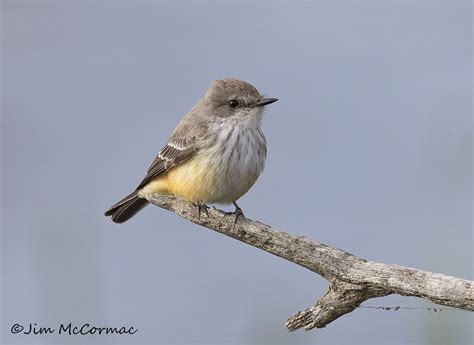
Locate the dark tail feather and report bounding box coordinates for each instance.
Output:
[105,191,149,224]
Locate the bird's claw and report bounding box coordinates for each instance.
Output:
[196,202,210,220]
[223,202,245,229]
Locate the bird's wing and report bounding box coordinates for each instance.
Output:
[135,137,198,190]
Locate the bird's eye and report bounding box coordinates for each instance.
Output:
[228,99,239,108]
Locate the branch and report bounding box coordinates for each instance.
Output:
[145,194,473,331]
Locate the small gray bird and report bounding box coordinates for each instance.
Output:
[105,78,278,223]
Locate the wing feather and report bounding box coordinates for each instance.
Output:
[135,137,198,190]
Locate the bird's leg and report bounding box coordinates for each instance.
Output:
[196,201,210,219]
[223,201,245,228]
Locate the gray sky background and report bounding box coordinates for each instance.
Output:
[1,1,472,344]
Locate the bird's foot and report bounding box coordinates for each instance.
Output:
[223,202,245,229]
[196,201,210,220]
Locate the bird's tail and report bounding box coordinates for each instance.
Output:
[105,191,149,224]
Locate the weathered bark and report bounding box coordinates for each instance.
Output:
[145,193,473,331]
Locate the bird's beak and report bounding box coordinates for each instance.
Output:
[255,97,278,107]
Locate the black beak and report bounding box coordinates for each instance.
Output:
[255,97,278,107]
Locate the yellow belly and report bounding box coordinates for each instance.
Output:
[138,156,258,204]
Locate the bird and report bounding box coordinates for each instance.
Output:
[105,77,278,224]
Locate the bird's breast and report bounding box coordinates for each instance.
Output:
[141,126,266,204]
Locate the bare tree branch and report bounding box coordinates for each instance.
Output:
[145,193,473,331]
